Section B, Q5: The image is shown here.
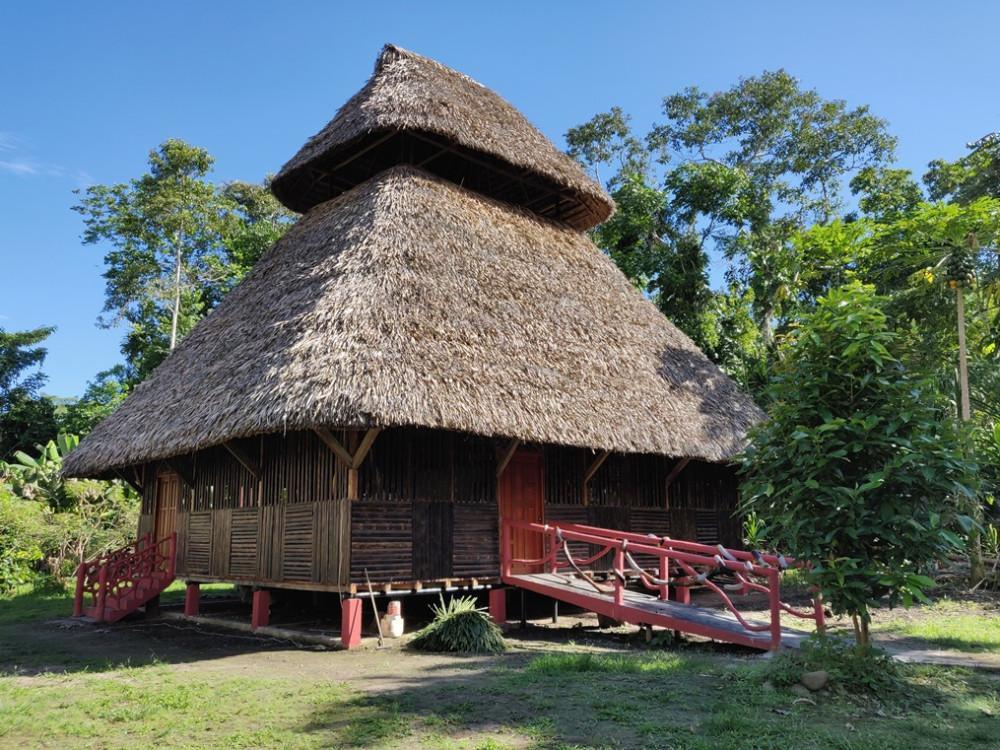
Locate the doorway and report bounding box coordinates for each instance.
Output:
[154,473,180,543]
[498,451,545,573]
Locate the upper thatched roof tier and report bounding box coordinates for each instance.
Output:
[270,44,614,231]
[63,166,762,478]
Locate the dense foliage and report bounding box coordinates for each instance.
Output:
[0,326,58,462]
[739,283,976,642]
[0,434,138,592]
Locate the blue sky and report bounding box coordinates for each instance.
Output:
[2,1,997,398]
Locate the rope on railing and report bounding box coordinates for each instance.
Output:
[555,528,615,594]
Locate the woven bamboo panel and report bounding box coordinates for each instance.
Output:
[350,502,413,582]
[185,512,212,575]
[229,508,259,578]
[282,504,315,581]
[452,503,499,577]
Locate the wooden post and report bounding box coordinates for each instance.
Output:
[347,431,360,500]
[184,582,201,616]
[251,589,270,630]
[488,588,506,624]
[342,597,363,648]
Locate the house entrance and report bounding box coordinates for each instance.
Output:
[498,450,544,573]
[154,473,180,543]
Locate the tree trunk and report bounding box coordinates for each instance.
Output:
[957,286,985,586]
[169,224,184,351]
[851,613,870,646]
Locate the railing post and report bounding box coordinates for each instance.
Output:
[96,564,109,623]
[548,526,557,574]
[768,568,782,649]
[168,532,177,578]
[613,544,624,608]
[73,562,86,617]
[658,554,669,600]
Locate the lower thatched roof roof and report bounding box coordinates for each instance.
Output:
[63,166,763,478]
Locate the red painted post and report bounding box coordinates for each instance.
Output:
[658,555,669,600]
[768,569,782,649]
[167,532,177,578]
[73,562,86,617]
[184,583,201,616]
[489,588,506,624]
[251,589,270,630]
[342,597,363,648]
[673,582,690,605]
[613,544,624,608]
[548,526,557,573]
[95,564,109,622]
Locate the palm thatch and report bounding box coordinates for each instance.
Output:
[64,166,762,478]
[270,44,614,231]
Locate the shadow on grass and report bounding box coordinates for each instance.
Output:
[0,584,315,675]
[294,641,1000,750]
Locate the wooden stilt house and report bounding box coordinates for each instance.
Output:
[63,45,763,623]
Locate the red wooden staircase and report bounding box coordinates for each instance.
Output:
[500,520,824,650]
[73,532,177,623]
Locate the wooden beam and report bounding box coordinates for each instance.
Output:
[584,449,611,485]
[496,438,521,477]
[351,428,382,469]
[665,457,691,487]
[132,465,145,491]
[163,457,195,489]
[223,441,262,480]
[313,428,354,467]
[114,469,143,495]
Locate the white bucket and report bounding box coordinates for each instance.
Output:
[381,613,405,638]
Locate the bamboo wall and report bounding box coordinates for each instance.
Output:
[140,427,741,590]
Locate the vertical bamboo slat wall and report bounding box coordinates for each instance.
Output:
[144,426,741,590]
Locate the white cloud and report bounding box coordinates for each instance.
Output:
[0,132,74,179]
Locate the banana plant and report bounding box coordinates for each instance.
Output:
[6,434,80,510]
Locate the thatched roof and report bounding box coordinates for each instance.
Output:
[270,44,614,231]
[64,166,762,478]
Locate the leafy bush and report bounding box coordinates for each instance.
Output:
[409,595,506,653]
[763,635,902,698]
[0,487,47,593]
[1,434,139,585]
[740,283,977,643]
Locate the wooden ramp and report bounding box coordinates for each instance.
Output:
[500,520,824,651]
[507,572,811,651]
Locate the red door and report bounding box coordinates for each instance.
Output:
[498,451,545,573]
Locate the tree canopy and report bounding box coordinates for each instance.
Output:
[74,140,295,383]
[0,326,57,461]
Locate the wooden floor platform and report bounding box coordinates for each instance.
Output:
[506,572,812,650]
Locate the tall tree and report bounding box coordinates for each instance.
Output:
[568,70,896,370]
[74,141,295,382]
[0,326,57,460]
[925,131,1000,204]
[74,140,239,379]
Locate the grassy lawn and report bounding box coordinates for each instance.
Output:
[869,599,1000,653]
[1,586,998,749]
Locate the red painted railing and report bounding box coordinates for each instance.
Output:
[501,520,824,649]
[73,532,177,622]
